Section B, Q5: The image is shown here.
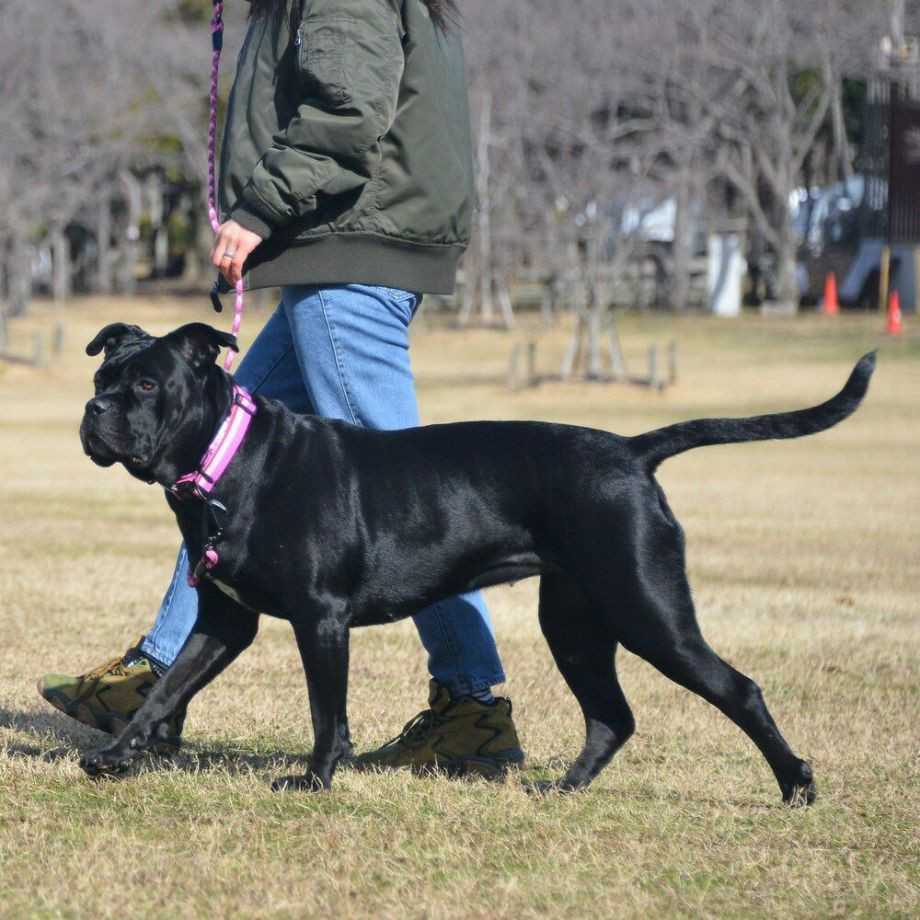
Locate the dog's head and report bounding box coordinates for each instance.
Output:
[80,322,238,484]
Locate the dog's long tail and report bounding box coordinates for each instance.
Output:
[631,352,876,472]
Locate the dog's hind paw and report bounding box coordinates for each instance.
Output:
[271,772,330,793]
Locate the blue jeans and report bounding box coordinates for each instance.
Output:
[140,284,506,696]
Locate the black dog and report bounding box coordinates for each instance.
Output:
[78,321,875,803]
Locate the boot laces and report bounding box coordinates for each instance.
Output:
[76,654,135,698]
[385,707,447,748]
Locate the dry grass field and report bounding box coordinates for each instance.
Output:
[1,296,918,918]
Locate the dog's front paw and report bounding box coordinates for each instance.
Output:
[781,761,817,807]
[782,780,817,807]
[79,746,136,778]
[271,772,331,793]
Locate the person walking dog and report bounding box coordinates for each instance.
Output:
[38,0,524,776]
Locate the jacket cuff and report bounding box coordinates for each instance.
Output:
[229,204,273,240]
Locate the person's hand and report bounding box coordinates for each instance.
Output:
[211,220,264,286]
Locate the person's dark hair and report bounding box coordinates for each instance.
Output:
[249,0,457,34]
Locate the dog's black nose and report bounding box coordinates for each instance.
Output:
[85,396,114,416]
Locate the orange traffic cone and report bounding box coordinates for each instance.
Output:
[823,272,839,315]
[886,290,903,336]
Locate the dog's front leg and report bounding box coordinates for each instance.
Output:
[272,611,351,792]
[80,586,258,777]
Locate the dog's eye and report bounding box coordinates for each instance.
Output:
[137,379,157,393]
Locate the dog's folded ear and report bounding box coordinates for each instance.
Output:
[86,323,151,357]
[163,323,239,367]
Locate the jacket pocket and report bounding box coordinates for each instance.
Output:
[296,16,356,108]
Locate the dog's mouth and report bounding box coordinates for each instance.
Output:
[82,437,122,468]
[87,445,150,472]
[80,417,147,470]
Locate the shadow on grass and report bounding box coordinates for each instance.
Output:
[0,705,313,776]
[1,707,781,806]
[0,705,97,761]
[155,747,313,777]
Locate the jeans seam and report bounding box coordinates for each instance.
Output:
[144,546,187,652]
[316,288,363,426]
[430,601,464,689]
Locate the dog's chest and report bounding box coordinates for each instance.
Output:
[206,574,258,610]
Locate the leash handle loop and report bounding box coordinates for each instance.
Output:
[207,0,244,372]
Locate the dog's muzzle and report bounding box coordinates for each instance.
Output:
[80,399,122,467]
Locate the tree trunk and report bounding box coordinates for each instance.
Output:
[147,172,169,277]
[0,259,7,351]
[496,277,516,328]
[51,226,71,303]
[180,194,212,286]
[94,188,114,294]
[774,209,799,308]
[116,170,141,295]
[669,167,693,312]
[890,0,905,53]
[586,288,602,378]
[583,232,601,377]
[476,92,494,325]
[830,81,853,183]
[7,232,31,317]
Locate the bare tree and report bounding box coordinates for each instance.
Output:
[666,0,889,306]
[0,0,898,338]
[463,0,669,364]
[463,0,891,317]
[0,0,233,319]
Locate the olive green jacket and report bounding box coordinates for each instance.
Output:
[220,0,474,294]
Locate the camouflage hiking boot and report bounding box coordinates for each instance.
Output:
[355,680,525,778]
[37,636,184,752]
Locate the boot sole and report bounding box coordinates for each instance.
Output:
[353,748,525,779]
[439,749,526,779]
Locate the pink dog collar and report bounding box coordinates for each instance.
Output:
[171,386,256,499]
[170,385,255,586]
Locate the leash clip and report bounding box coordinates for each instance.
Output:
[187,499,229,588]
[205,497,229,543]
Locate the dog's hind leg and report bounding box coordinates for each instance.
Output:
[610,530,816,806]
[272,609,352,792]
[538,572,635,792]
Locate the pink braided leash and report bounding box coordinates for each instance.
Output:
[208,1,244,373]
